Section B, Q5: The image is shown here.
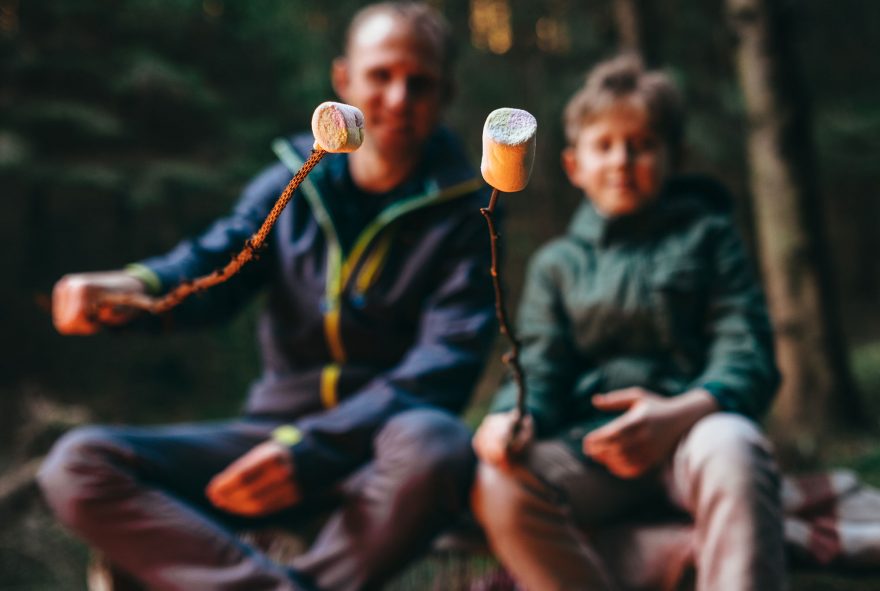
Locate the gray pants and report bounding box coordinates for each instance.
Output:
[472,413,786,591]
[38,408,474,591]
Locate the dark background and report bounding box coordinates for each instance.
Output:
[1,1,879,588]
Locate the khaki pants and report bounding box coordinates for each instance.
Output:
[472,413,786,591]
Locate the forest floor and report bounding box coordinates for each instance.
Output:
[2,340,880,590]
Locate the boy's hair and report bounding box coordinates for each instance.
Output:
[345,2,456,79]
[563,54,685,163]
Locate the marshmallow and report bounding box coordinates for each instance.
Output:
[481,108,537,193]
[311,102,365,153]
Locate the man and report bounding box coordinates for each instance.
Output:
[38,3,495,590]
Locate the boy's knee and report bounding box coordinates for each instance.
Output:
[688,414,769,463]
[471,463,531,536]
[680,413,779,497]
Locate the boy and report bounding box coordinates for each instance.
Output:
[472,54,786,590]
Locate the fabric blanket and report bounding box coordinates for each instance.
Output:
[469,470,880,591]
[782,469,880,569]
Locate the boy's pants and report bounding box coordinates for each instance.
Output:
[38,408,474,591]
[472,413,786,591]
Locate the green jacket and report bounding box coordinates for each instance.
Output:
[492,176,779,451]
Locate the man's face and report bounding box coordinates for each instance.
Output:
[333,14,448,160]
[563,102,669,217]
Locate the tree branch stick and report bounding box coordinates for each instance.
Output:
[480,188,528,446]
[98,148,327,316]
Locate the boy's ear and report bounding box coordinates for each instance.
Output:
[561,147,580,185]
[331,57,349,100]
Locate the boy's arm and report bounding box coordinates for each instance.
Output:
[584,387,719,478]
[688,216,781,419]
[584,215,777,478]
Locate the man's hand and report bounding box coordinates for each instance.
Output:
[583,388,719,479]
[53,271,146,335]
[206,440,301,517]
[473,410,534,469]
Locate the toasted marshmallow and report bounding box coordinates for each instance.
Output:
[311,102,365,153]
[481,108,537,193]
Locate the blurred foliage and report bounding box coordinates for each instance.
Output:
[1,0,877,449]
[0,0,877,432]
[1,0,879,584]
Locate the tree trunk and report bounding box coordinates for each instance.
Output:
[725,0,861,456]
[612,0,661,65]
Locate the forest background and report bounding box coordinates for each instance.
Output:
[1,0,879,588]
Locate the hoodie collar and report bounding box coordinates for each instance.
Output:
[284,125,480,198]
[568,195,667,246]
[567,175,732,246]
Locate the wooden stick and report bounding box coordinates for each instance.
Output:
[480,188,528,446]
[97,148,327,316]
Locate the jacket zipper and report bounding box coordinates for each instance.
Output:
[273,138,482,408]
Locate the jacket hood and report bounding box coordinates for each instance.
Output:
[568,174,734,246]
[284,125,482,198]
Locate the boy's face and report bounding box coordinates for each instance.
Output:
[563,102,669,217]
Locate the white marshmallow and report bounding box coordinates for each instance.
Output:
[481,108,537,193]
[311,102,365,153]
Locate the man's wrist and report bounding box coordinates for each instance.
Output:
[271,425,303,447]
[123,264,161,295]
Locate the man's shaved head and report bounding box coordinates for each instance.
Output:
[344,2,456,80]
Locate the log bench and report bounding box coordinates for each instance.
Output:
[86,519,880,591]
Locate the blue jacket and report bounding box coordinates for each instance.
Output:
[133,128,496,493]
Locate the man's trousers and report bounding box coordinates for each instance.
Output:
[38,408,474,591]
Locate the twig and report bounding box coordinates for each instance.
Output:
[97,148,327,316]
[480,188,528,446]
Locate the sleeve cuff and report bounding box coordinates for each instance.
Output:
[124,263,162,295]
[271,425,303,446]
[700,381,742,415]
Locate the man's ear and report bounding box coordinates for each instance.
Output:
[331,57,349,100]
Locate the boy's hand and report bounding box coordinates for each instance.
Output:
[206,441,301,517]
[583,388,718,479]
[473,410,534,469]
[53,271,145,335]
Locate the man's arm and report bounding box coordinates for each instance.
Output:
[51,162,292,335]
[132,163,292,326]
[53,271,148,335]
